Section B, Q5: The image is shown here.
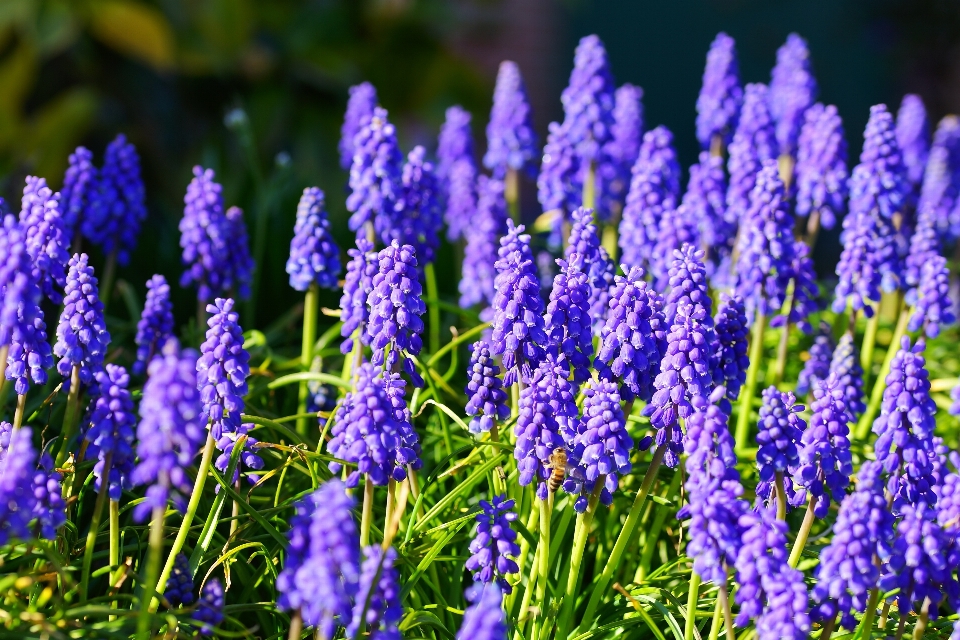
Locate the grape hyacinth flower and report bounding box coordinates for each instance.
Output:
[223,206,254,301]
[908,254,955,337]
[460,176,507,312]
[20,176,70,304]
[796,331,834,398]
[366,241,426,386]
[381,369,422,478]
[594,266,667,403]
[618,126,681,272]
[683,151,731,259]
[5,272,53,396]
[0,425,38,545]
[514,357,567,500]
[696,32,742,151]
[339,82,377,170]
[543,258,593,384]
[193,578,224,636]
[602,83,644,213]
[214,421,264,485]
[905,203,942,301]
[197,298,250,443]
[131,342,207,520]
[811,460,895,629]
[84,364,137,501]
[897,94,930,196]
[795,103,848,231]
[755,387,805,512]
[276,480,360,635]
[921,116,960,242]
[286,187,341,292]
[134,275,175,375]
[663,245,712,329]
[179,166,232,303]
[60,146,98,239]
[348,546,402,640]
[771,241,820,334]
[769,33,818,157]
[712,294,749,406]
[438,106,477,243]
[464,341,510,435]
[386,146,443,263]
[490,221,546,386]
[347,106,403,241]
[485,61,538,179]
[457,583,507,640]
[167,554,195,606]
[563,207,614,331]
[31,452,65,540]
[795,374,853,517]
[734,507,811,640]
[650,205,700,290]
[339,238,378,355]
[54,253,110,386]
[829,333,866,420]
[726,83,779,229]
[872,336,938,509]
[568,380,631,511]
[465,495,520,592]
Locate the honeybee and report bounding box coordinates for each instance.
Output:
[546,447,571,493]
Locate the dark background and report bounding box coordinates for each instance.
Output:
[0,0,957,334]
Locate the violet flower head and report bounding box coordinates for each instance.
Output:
[339,82,378,170]
[84,134,148,265]
[811,460,895,629]
[134,274,175,375]
[457,583,507,640]
[131,342,207,521]
[664,244,712,329]
[828,332,866,420]
[286,187,341,292]
[490,221,546,386]
[726,83,779,228]
[564,207,615,331]
[696,32,742,150]
[795,103,848,231]
[734,507,811,640]
[438,105,478,241]
[84,364,137,501]
[771,240,820,333]
[0,215,31,349]
[543,258,593,384]
[712,294,749,405]
[619,125,681,272]
[795,374,853,518]
[796,331,834,398]
[385,146,443,263]
[897,93,930,192]
[460,176,507,311]
[197,298,250,442]
[276,480,360,636]
[31,453,65,541]
[921,115,960,242]
[20,176,69,304]
[513,357,566,500]
[568,380,631,512]
[193,578,224,636]
[381,370,422,475]
[485,60,538,179]
[223,206,254,301]
[602,83,644,213]
[684,151,731,258]
[0,425,38,545]
[214,421,264,486]
[5,272,53,395]
[905,203,942,300]
[755,387,805,511]
[650,206,701,290]
[464,340,510,435]
[908,254,955,337]
[179,166,231,302]
[54,253,110,385]
[366,241,426,386]
[560,34,616,166]
[734,160,795,320]
[339,238,378,355]
[769,32,818,156]
[167,554,195,606]
[465,495,520,592]
[537,122,580,226]
[347,107,404,241]
[348,546,402,640]
[59,146,98,238]
[872,336,938,510]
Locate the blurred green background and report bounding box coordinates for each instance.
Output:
[0,0,954,335]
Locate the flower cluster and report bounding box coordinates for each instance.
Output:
[84,364,137,501]
[795,103,847,231]
[696,32,742,150]
[348,546,402,640]
[795,374,853,517]
[438,105,478,242]
[543,258,593,384]
[20,176,69,303]
[485,61,538,179]
[198,298,250,444]
[347,107,404,241]
[465,495,520,592]
[908,254,955,337]
[464,341,510,434]
[796,331,834,398]
[514,357,567,499]
[339,238,378,354]
[568,381,631,511]
[755,387,805,511]
[286,187,341,292]
[769,33,818,156]
[897,94,930,196]
[134,275,175,375]
[386,146,442,263]
[460,176,508,312]
[339,82,378,169]
[564,207,615,331]
[457,583,507,640]
[726,83,778,226]
[54,253,111,386]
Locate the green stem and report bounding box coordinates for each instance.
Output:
[515,543,541,640]
[511,382,520,420]
[778,153,795,191]
[13,393,25,429]
[774,471,787,521]
[894,612,906,640]
[788,497,816,567]
[860,306,880,378]
[578,447,666,632]
[773,321,790,386]
[507,499,540,618]
[360,476,374,548]
[531,494,554,640]
[557,480,604,640]
[137,504,165,640]
[684,572,701,640]
[820,614,836,640]
[708,596,722,640]
[80,454,112,601]
[879,601,890,629]
[297,283,320,438]
[154,433,216,603]
[856,306,910,440]
[636,469,681,582]
[490,425,507,496]
[582,162,596,210]
[911,597,930,640]
[735,312,766,451]
[710,134,724,158]
[506,168,520,224]
[859,588,880,636]
[288,610,303,640]
[55,365,82,468]
[424,262,441,355]
[719,585,735,639]
[109,498,120,617]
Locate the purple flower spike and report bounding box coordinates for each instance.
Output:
[485,61,539,179]
[514,357,567,499]
[348,546,402,640]
[712,294,749,406]
[755,387,805,511]
[696,32,742,150]
[167,553,195,606]
[84,134,148,265]
[0,426,39,545]
[276,480,360,636]
[896,94,930,194]
[872,336,938,510]
[543,258,593,384]
[20,176,69,304]
[460,176,507,312]
[54,253,110,386]
[811,460,894,629]
[340,82,378,170]
[619,126,681,272]
[796,331,834,398]
[564,207,615,332]
[382,370,422,475]
[131,341,207,521]
[60,146,98,239]
[795,103,848,231]
[664,245,712,329]
[537,122,580,227]
[734,507,811,639]
[923,116,960,242]
[339,238,378,355]
[224,206,254,301]
[198,298,250,443]
[594,266,667,403]
[366,241,426,386]
[465,495,520,593]
[457,583,507,640]
[347,107,404,241]
[438,106,478,241]
[179,167,234,303]
[385,146,443,264]
[134,275,175,376]
[684,151,731,260]
[795,374,853,518]
[905,204,942,301]
[31,452,65,541]
[602,83,644,213]
[650,207,701,291]
[769,33,818,156]
[770,241,820,334]
[5,272,53,395]
[828,333,865,421]
[568,380,631,512]
[286,187,341,292]
[84,364,136,501]
[908,255,955,337]
[464,341,510,435]
[490,221,546,386]
[726,83,779,230]
[193,577,224,636]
